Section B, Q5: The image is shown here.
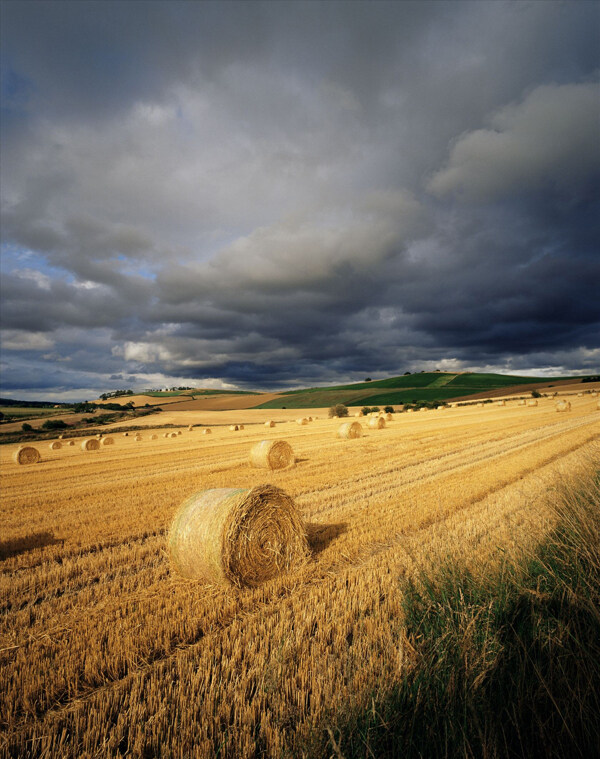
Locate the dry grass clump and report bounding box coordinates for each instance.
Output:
[249,440,295,470]
[168,484,308,587]
[337,421,363,439]
[13,446,41,465]
[264,420,275,428]
[556,400,571,412]
[368,417,386,429]
[81,438,100,451]
[49,441,62,450]
[101,437,115,446]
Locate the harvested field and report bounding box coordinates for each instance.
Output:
[0,399,598,758]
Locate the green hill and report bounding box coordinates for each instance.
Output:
[256,372,581,409]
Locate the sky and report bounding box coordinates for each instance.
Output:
[1,0,599,401]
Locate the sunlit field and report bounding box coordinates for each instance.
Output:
[1,395,598,757]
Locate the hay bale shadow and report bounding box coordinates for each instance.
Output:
[0,531,64,561]
[306,522,348,556]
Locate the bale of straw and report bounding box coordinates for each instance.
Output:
[354,412,361,417]
[188,426,193,431]
[264,420,275,428]
[58,435,64,439]
[577,392,583,397]
[296,418,308,425]
[337,421,362,439]
[229,425,239,432]
[527,399,538,407]
[239,424,245,430]
[250,440,295,470]
[178,430,182,436]
[518,400,526,406]
[168,484,308,587]
[368,416,385,429]
[49,441,62,450]
[163,432,170,438]
[68,440,75,446]
[385,413,393,421]
[101,437,115,446]
[150,434,158,440]
[307,416,313,422]
[420,407,427,412]
[203,428,212,435]
[497,400,506,406]
[81,438,100,451]
[135,435,143,441]
[169,432,177,438]
[13,446,41,465]
[406,409,414,413]
[556,400,571,412]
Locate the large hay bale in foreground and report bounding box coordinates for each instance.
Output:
[13,446,41,465]
[101,437,115,446]
[81,438,100,451]
[168,485,308,586]
[250,440,294,470]
[368,416,385,429]
[337,421,362,439]
[264,420,275,428]
[49,441,62,450]
[556,400,571,412]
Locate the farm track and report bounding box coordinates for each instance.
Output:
[0,401,598,757]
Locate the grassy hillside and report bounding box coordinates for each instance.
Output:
[256,372,579,409]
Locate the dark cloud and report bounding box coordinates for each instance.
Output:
[1,1,599,399]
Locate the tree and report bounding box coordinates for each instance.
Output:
[531,390,541,398]
[364,377,372,382]
[328,404,349,418]
[384,406,394,414]
[21,423,33,432]
[42,419,68,430]
[361,407,371,416]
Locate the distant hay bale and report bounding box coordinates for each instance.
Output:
[250,440,295,470]
[81,438,100,451]
[354,412,361,417]
[591,391,598,397]
[406,409,414,413]
[296,418,308,426]
[368,416,385,429]
[577,392,583,397]
[203,428,212,435]
[307,416,313,422]
[420,407,427,412]
[58,435,64,439]
[123,432,129,437]
[239,425,245,430]
[135,434,143,441]
[49,441,62,450]
[168,485,309,587]
[496,400,506,406]
[229,425,239,432]
[518,400,526,406]
[178,430,182,436]
[264,420,275,428]
[163,432,170,438]
[556,400,571,412]
[337,421,362,439]
[13,446,41,465]
[169,432,177,438]
[68,440,75,446]
[187,426,193,431]
[101,437,115,446]
[527,400,538,407]
[150,434,158,440]
[385,413,393,421]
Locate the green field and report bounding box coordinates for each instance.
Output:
[141,389,259,398]
[257,372,583,409]
[0,407,66,418]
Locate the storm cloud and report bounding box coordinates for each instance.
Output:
[1,0,599,399]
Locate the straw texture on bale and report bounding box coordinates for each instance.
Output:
[337,421,362,439]
[81,438,100,451]
[527,400,538,407]
[13,446,41,465]
[168,485,309,587]
[203,428,212,435]
[249,440,294,470]
[556,400,571,412]
[101,437,115,446]
[264,420,275,428]
[368,416,385,429]
[49,441,62,450]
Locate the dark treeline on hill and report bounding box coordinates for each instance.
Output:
[0,398,64,408]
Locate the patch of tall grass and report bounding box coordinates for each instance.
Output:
[303,463,600,759]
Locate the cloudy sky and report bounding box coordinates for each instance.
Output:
[1,0,599,400]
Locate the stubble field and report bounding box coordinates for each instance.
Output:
[0,396,598,757]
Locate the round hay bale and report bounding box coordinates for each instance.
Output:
[518,399,526,406]
[169,432,177,438]
[163,432,170,438]
[337,421,362,439]
[68,440,75,446]
[13,446,41,465]
[168,484,309,586]
[250,440,294,470]
[229,425,239,432]
[150,434,158,440]
[178,430,182,436]
[58,434,64,439]
[496,400,506,406]
[419,407,427,412]
[577,392,583,397]
[556,400,571,412]
[527,400,538,407]
[368,416,385,429]
[123,432,129,437]
[239,425,245,430]
[264,420,275,428]
[307,416,313,422]
[203,428,212,435]
[101,437,115,446]
[406,408,414,413]
[591,391,597,397]
[49,441,62,450]
[187,426,194,431]
[354,412,361,417]
[134,435,143,441]
[81,438,100,451]
[385,413,393,421]
[296,418,308,426]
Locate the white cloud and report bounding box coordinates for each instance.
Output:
[1,330,55,351]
